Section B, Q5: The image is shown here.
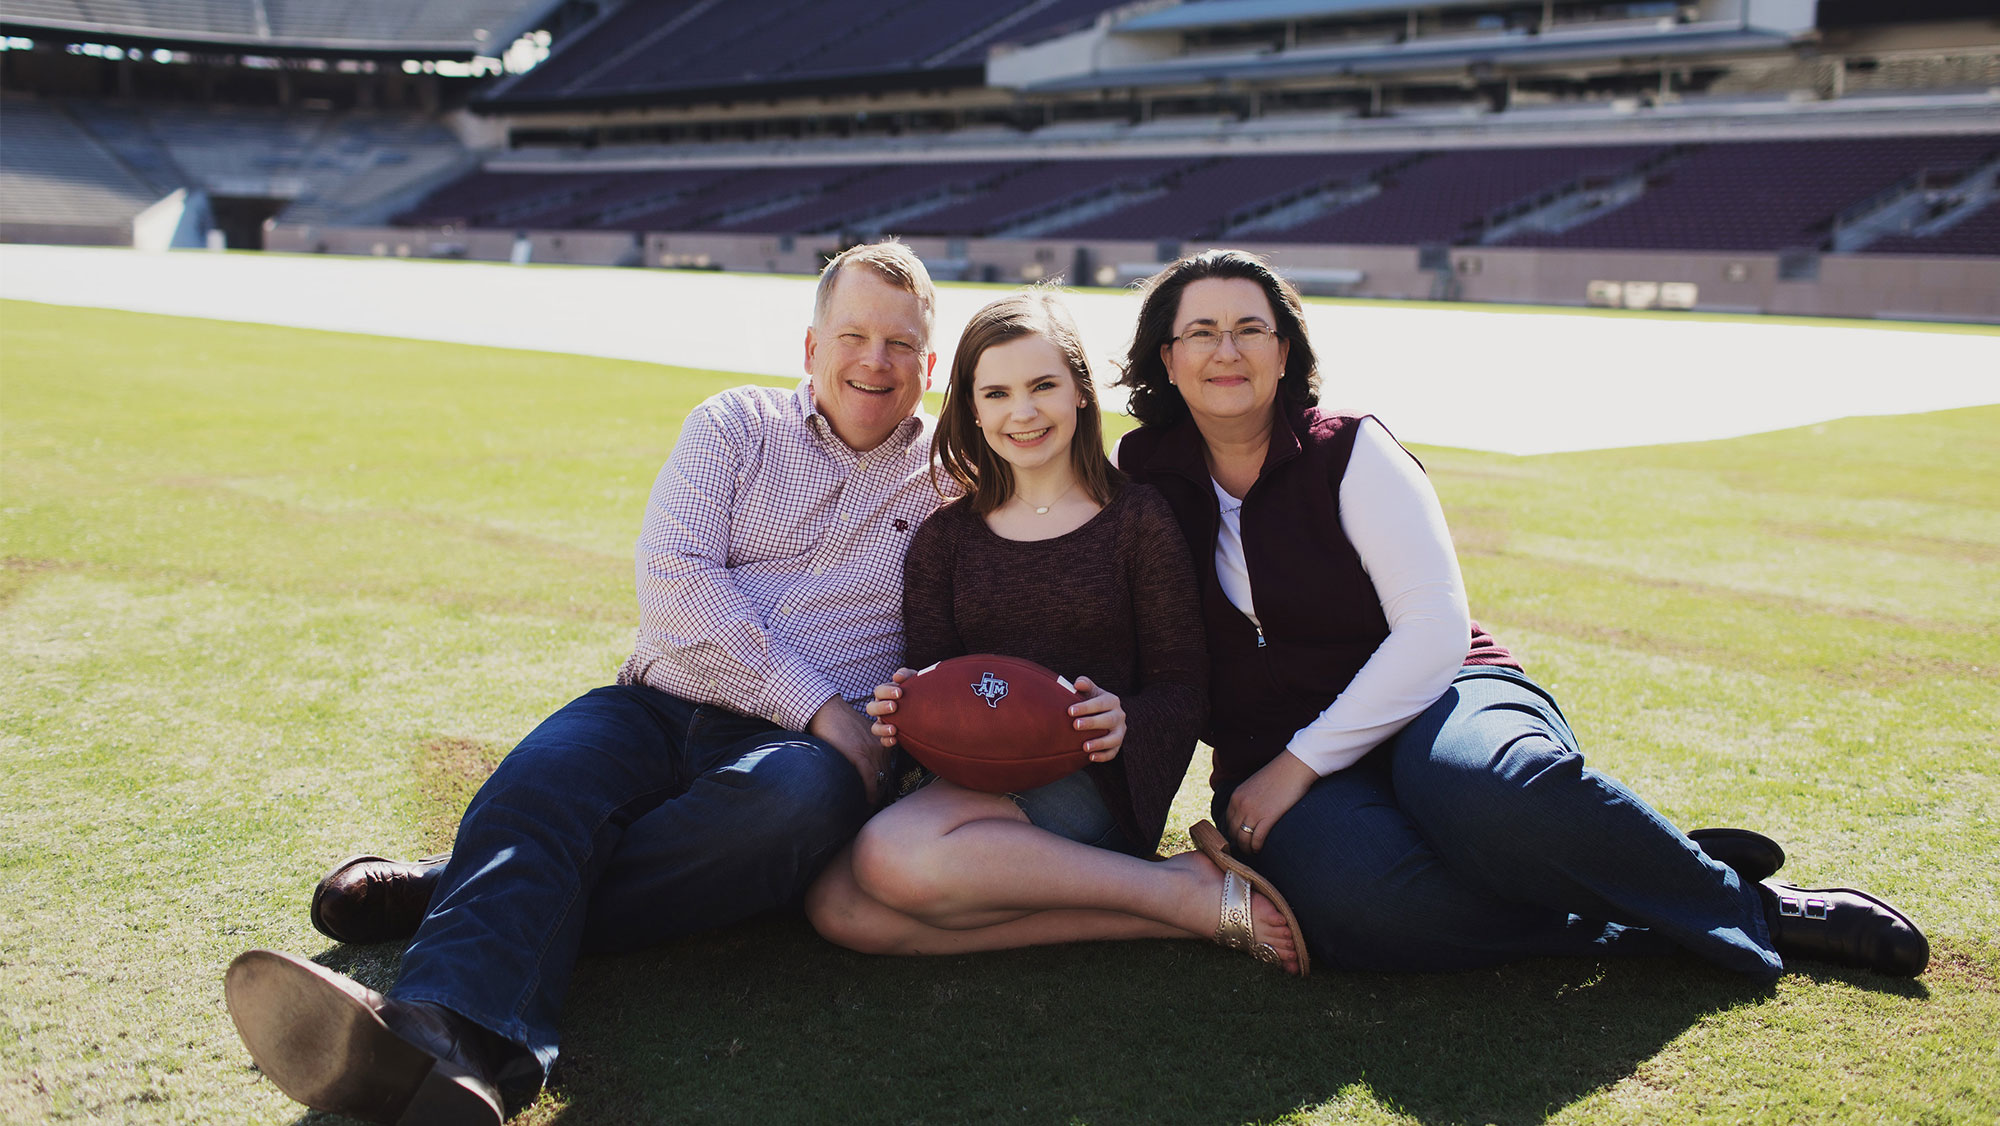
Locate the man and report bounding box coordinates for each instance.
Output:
[225,241,944,1125]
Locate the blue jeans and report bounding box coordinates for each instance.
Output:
[1213,666,1780,977]
[1005,768,1138,856]
[391,684,872,1076]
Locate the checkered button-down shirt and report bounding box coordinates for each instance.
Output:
[616,380,947,731]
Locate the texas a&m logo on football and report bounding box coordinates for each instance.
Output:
[971,672,1009,708]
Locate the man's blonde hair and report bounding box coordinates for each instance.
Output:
[813,240,937,349]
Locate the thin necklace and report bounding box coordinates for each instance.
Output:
[1017,480,1076,515]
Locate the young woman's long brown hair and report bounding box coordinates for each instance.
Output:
[932,289,1123,515]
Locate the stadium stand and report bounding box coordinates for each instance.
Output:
[897,157,1202,239]
[392,168,605,228]
[485,0,1133,103]
[1500,135,2000,252]
[1865,197,2000,257]
[54,99,190,196]
[1260,145,1670,246]
[398,159,1217,238]
[43,100,474,224]
[0,94,471,240]
[4,1,255,41]
[607,167,822,234]
[482,0,741,100]
[526,167,794,230]
[1008,0,1816,94]
[390,137,2000,259]
[930,0,1131,66]
[714,162,998,236]
[0,94,161,233]
[274,114,474,224]
[1850,148,2000,257]
[1043,151,1404,240]
[118,103,325,192]
[5,0,1995,317]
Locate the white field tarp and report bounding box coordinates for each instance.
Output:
[3,244,1994,456]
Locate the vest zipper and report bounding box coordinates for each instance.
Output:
[1241,479,1266,651]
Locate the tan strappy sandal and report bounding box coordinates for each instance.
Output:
[1191,820,1310,976]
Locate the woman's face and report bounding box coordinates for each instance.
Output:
[1160,277,1290,430]
[970,334,1082,477]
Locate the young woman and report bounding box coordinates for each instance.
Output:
[804,289,1306,973]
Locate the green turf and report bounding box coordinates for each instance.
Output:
[2,298,1995,1125]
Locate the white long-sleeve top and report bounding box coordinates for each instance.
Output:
[1213,417,1471,775]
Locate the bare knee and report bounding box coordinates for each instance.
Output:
[804,855,904,955]
[801,860,848,937]
[848,818,951,918]
[847,783,1021,919]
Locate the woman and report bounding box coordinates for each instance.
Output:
[1112,249,1928,978]
[805,289,1305,973]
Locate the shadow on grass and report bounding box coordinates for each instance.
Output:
[298,916,1780,1126]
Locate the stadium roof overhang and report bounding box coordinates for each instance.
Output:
[474,65,988,116]
[0,17,496,58]
[0,4,562,61]
[1118,0,1513,33]
[1020,25,1802,92]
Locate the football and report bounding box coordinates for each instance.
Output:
[892,654,1091,793]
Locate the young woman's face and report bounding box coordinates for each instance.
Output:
[970,334,1082,477]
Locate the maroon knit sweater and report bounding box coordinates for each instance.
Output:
[899,483,1208,850]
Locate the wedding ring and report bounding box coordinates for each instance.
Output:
[1240,824,1254,834]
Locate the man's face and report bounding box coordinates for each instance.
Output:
[804,268,935,452]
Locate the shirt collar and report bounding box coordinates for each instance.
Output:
[1154,403,1312,482]
[797,378,928,459]
[1211,476,1244,514]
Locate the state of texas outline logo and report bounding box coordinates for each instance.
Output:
[971,672,1009,708]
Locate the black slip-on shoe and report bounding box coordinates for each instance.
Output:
[1688,827,1786,883]
[1761,882,1930,977]
[311,853,449,945]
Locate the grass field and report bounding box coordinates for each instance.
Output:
[2,298,1996,1125]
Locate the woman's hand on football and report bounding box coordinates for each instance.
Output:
[1067,675,1126,762]
[864,668,917,747]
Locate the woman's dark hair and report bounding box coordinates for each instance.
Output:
[933,289,1123,515]
[1117,248,1321,428]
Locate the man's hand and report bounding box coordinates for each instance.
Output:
[809,696,891,804]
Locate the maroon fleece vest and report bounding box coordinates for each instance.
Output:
[1118,406,1518,789]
